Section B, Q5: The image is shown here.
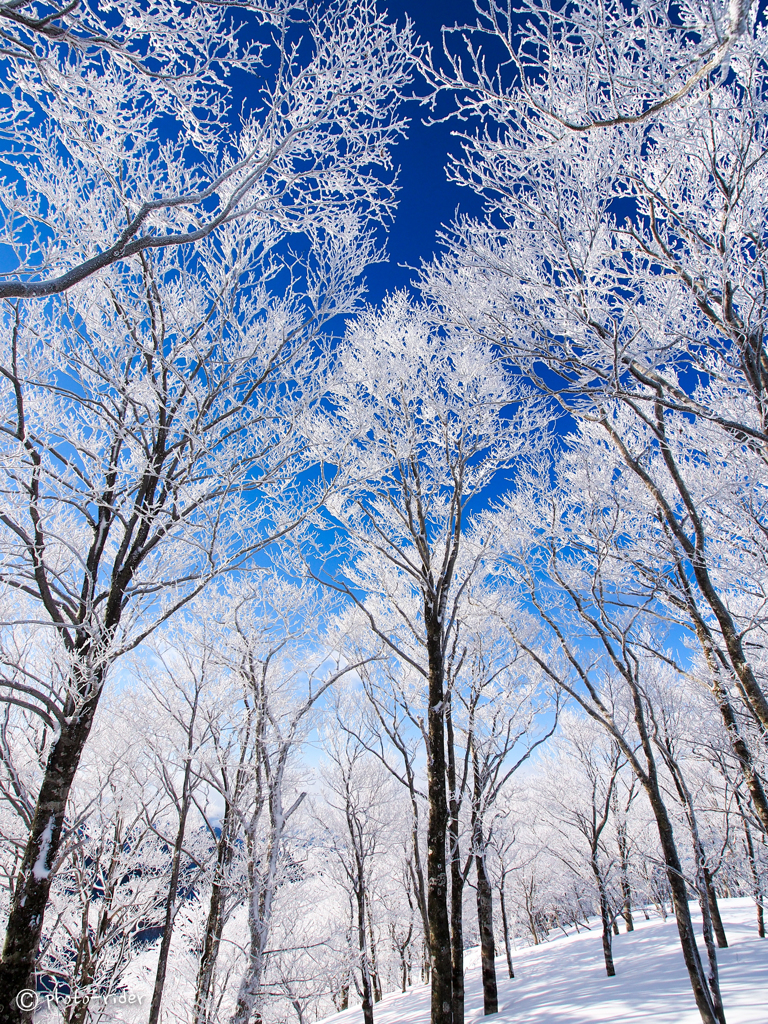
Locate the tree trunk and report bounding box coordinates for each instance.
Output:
[633,708,724,1024]
[498,879,514,979]
[0,680,101,1024]
[704,868,728,950]
[592,859,615,978]
[194,809,234,1024]
[445,700,463,1024]
[339,985,349,1011]
[366,894,382,1003]
[65,945,97,1024]
[656,732,727,1019]
[356,879,375,1024]
[407,815,431,968]
[422,942,431,984]
[149,711,198,1024]
[475,845,499,1014]
[195,727,253,1024]
[692,628,768,838]
[524,879,540,945]
[616,822,634,932]
[734,788,765,939]
[449,854,464,1024]
[425,605,452,1024]
[651,799,725,1024]
[471,750,497,1016]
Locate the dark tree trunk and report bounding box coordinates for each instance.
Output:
[633,705,724,1024]
[149,702,198,1024]
[425,604,452,1024]
[617,823,634,932]
[695,632,768,838]
[194,822,231,1024]
[394,920,413,994]
[65,944,97,1024]
[733,788,765,939]
[524,880,540,945]
[0,679,101,1024]
[355,878,375,1024]
[449,853,464,1024]
[407,809,431,967]
[366,895,382,1003]
[654,728,727,1018]
[445,700,464,1024]
[195,726,253,1024]
[498,880,514,979]
[703,868,728,950]
[471,747,497,1016]
[650,794,725,1024]
[592,860,615,978]
[475,845,498,1014]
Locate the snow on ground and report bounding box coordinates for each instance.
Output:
[323,898,767,1024]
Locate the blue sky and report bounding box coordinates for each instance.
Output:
[362,0,488,305]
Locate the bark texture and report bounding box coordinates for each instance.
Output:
[425,604,452,1024]
[0,678,101,1024]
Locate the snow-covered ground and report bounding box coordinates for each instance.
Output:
[323,898,767,1024]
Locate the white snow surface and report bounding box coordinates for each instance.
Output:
[322,899,767,1024]
[32,816,54,880]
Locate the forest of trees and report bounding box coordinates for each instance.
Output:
[0,3,766,1024]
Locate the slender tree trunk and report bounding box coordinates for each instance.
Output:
[638,411,768,737]
[616,824,634,932]
[733,787,765,938]
[448,849,464,1024]
[407,812,431,967]
[655,733,727,1020]
[355,880,375,1024]
[649,793,721,1023]
[66,948,96,1024]
[664,744,728,953]
[591,858,615,978]
[366,894,382,1003]
[149,708,198,1024]
[498,879,514,979]
[475,843,498,1014]
[194,808,235,1024]
[195,724,253,1024]
[394,924,413,994]
[229,769,284,1024]
[425,605,452,1024]
[471,748,497,1015]
[445,700,463,1024]
[0,675,102,1024]
[703,868,728,950]
[630,692,724,1024]
[684,610,768,838]
[524,880,540,945]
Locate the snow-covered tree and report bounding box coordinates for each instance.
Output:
[0,3,417,1007]
[421,0,768,841]
[301,294,550,1024]
[0,0,416,298]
